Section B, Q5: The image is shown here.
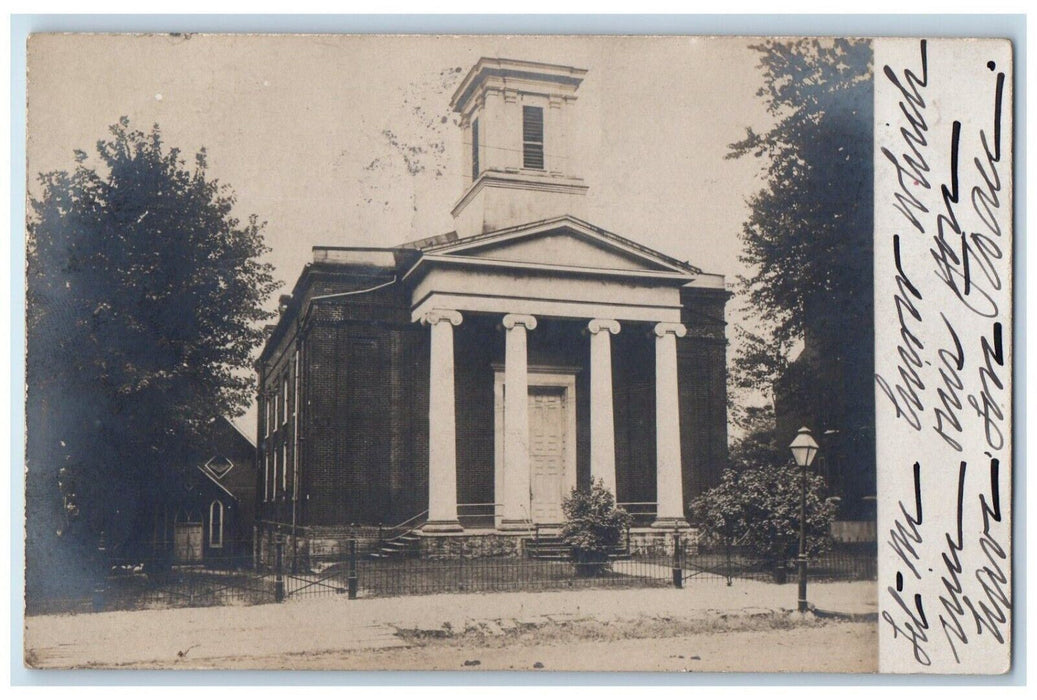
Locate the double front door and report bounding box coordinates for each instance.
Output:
[494,371,576,526]
[528,386,567,523]
[174,522,203,563]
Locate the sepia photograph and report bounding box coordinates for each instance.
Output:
[19,31,1011,674]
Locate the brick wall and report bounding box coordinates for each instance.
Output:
[679,287,730,507]
[300,316,430,527]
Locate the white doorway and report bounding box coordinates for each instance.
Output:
[494,367,577,527]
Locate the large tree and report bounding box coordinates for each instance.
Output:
[727,39,874,517]
[26,118,279,594]
[728,38,873,395]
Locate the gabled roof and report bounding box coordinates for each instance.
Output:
[415,215,702,277]
[222,416,256,449]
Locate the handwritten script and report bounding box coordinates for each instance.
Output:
[875,38,1011,673]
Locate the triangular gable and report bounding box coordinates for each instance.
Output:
[421,216,700,276]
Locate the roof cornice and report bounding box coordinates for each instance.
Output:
[450,58,587,114]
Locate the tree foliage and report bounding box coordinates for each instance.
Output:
[26,118,279,588]
[727,404,785,473]
[728,38,873,396]
[691,464,836,565]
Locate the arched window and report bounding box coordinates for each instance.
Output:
[209,500,224,548]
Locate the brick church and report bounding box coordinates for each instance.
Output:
[255,58,729,564]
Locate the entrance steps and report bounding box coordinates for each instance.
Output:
[368,531,421,560]
[524,534,631,561]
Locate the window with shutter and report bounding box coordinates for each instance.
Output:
[273,446,280,499]
[282,443,288,493]
[263,453,270,502]
[522,105,544,170]
[471,118,480,180]
[282,375,289,425]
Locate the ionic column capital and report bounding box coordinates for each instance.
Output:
[588,318,621,335]
[421,309,463,327]
[502,313,537,331]
[653,322,687,339]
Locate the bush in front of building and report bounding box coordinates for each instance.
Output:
[691,464,836,581]
[560,480,631,576]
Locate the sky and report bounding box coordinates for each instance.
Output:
[26,34,776,440]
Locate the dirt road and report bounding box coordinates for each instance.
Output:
[25,580,877,672]
[135,619,877,673]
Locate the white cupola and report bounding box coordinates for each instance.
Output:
[449,58,589,237]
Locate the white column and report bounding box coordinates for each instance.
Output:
[653,322,689,528]
[422,309,464,532]
[588,319,621,495]
[500,313,537,529]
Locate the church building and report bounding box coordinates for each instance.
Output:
[255,58,729,564]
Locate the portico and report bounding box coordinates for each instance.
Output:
[408,216,706,533]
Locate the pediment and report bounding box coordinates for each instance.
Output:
[429,220,693,275]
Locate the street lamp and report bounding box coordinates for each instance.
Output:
[790,426,819,613]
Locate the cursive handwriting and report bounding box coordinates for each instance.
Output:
[879,42,1012,670]
[884,462,931,664]
[933,313,965,451]
[936,462,968,662]
[968,322,1006,450]
[876,235,927,430]
[880,39,931,234]
[967,458,1010,646]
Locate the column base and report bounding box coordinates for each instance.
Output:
[498,519,535,532]
[422,520,464,533]
[651,517,691,530]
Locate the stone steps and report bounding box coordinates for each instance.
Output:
[524,536,631,561]
[369,531,421,560]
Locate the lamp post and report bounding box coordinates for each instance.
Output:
[789,426,819,613]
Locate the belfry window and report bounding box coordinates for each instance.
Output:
[522,106,544,170]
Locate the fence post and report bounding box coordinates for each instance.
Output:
[274,537,285,602]
[91,579,107,612]
[457,540,465,592]
[347,539,358,599]
[672,527,683,589]
[91,531,108,612]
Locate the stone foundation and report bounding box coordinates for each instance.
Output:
[627,527,700,557]
[255,523,701,571]
[255,523,383,571]
[418,530,525,559]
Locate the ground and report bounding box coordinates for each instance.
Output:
[24,580,877,673]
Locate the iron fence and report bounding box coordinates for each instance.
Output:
[683,543,878,585]
[26,535,877,615]
[25,541,275,615]
[286,552,678,600]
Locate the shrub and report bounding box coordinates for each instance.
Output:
[691,463,836,571]
[560,480,631,576]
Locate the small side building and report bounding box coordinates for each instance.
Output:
[148,416,257,566]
